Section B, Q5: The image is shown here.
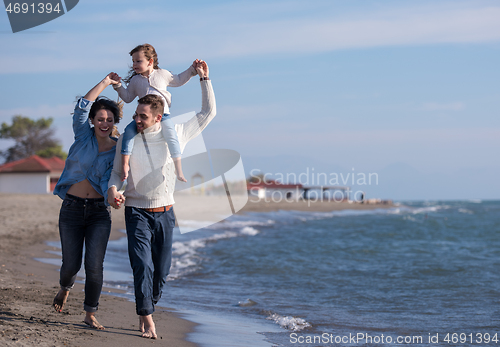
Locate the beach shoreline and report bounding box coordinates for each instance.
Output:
[240,197,395,213]
[0,193,396,346]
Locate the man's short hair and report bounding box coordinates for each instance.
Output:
[138,94,164,117]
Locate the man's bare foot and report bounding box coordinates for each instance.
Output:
[141,315,157,339]
[177,173,187,182]
[139,316,145,332]
[52,289,69,313]
[84,312,105,330]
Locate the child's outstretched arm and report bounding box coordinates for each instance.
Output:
[111,73,138,103]
[168,60,198,87]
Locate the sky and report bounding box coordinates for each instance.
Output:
[0,0,499,200]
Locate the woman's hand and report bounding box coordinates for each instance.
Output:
[104,72,121,86]
[107,186,125,209]
[84,73,121,101]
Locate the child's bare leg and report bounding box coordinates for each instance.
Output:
[121,154,130,181]
[173,157,187,182]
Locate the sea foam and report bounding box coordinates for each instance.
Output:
[266,313,312,331]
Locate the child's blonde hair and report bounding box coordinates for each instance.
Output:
[124,43,159,84]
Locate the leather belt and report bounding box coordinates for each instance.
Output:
[141,205,172,213]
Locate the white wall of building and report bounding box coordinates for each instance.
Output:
[0,173,50,194]
[249,187,303,200]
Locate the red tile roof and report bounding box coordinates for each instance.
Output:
[0,155,65,173]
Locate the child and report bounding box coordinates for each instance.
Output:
[112,43,198,182]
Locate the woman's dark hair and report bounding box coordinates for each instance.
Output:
[124,43,159,84]
[89,97,123,137]
[89,97,122,123]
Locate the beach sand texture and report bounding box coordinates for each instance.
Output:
[0,193,393,346]
[0,193,196,347]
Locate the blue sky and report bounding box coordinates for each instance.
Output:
[1,0,499,200]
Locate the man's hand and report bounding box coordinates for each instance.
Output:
[108,186,125,209]
[196,61,209,79]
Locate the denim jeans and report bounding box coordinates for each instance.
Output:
[121,114,181,158]
[125,206,175,316]
[58,194,111,312]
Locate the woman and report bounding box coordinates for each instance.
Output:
[52,73,124,330]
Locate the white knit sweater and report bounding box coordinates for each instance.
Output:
[108,80,216,208]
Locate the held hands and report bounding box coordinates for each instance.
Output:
[104,72,121,86]
[85,73,121,101]
[193,60,209,79]
[107,187,125,209]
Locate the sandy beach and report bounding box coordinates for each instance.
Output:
[0,193,395,346]
[0,194,197,347]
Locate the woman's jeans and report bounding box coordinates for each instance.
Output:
[58,194,111,313]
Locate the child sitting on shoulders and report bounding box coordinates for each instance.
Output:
[112,43,200,182]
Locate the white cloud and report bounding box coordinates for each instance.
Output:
[206,4,500,57]
[1,1,500,74]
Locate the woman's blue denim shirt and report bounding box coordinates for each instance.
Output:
[53,98,117,205]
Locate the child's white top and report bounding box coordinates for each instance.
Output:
[113,66,197,113]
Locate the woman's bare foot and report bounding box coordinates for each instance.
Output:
[141,314,157,339]
[84,312,105,330]
[139,316,145,332]
[52,289,69,313]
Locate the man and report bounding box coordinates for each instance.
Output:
[107,61,214,339]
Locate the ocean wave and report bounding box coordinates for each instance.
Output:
[266,313,312,331]
[169,228,261,279]
[411,205,450,214]
[207,218,275,230]
[240,226,260,235]
[238,298,258,307]
[251,207,408,222]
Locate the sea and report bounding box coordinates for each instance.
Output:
[41,200,500,346]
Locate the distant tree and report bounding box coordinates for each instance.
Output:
[36,145,68,160]
[248,172,266,184]
[0,115,67,162]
